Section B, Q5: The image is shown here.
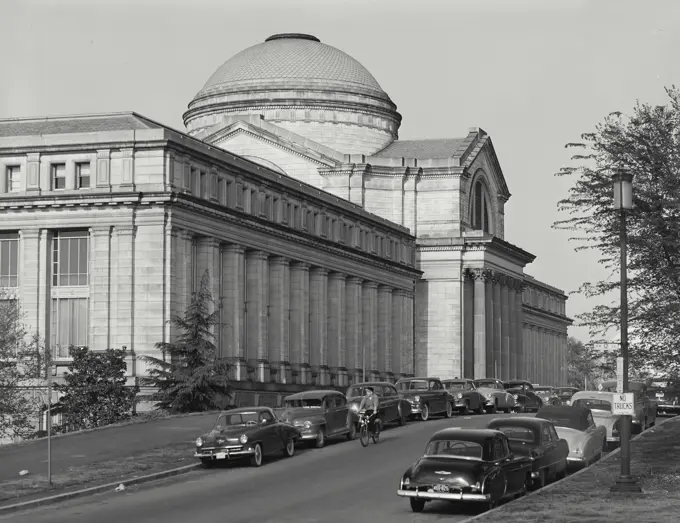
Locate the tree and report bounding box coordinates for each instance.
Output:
[53,347,139,432]
[0,296,46,440]
[567,337,612,389]
[554,86,680,375]
[140,270,232,413]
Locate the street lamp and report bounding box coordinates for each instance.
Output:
[610,168,641,493]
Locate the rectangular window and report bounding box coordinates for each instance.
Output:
[52,230,89,286]
[51,297,89,358]
[6,166,21,192]
[0,232,19,287]
[76,162,91,189]
[52,164,66,190]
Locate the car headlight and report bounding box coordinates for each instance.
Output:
[239,434,248,444]
[457,393,463,399]
[350,404,359,412]
[195,437,203,447]
[485,393,493,400]
[414,395,420,403]
[566,400,571,405]
[513,394,519,400]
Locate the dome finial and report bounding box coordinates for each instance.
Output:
[265,33,320,43]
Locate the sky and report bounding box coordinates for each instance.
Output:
[1,0,678,342]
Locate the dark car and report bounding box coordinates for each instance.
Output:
[397,428,533,513]
[504,380,543,413]
[194,407,301,468]
[346,382,411,426]
[555,387,580,405]
[534,386,561,406]
[649,387,680,417]
[395,377,454,421]
[486,416,569,489]
[442,379,486,414]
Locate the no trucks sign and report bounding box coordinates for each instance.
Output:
[612,393,635,415]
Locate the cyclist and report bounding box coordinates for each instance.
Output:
[358,387,381,435]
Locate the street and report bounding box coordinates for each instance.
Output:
[0,413,521,523]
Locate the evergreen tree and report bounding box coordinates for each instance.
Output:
[140,270,232,413]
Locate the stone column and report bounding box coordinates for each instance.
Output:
[471,269,488,380]
[508,279,519,379]
[462,271,475,379]
[378,285,393,380]
[309,267,329,385]
[515,283,525,378]
[362,281,379,380]
[404,291,415,376]
[345,277,363,384]
[90,227,112,350]
[500,277,511,380]
[19,229,41,339]
[268,256,291,384]
[484,273,494,379]
[290,262,311,384]
[492,275,502,380]
[391,289,404,379]
[222,244,246,379]
[245,250,269,382]
[328,272,347,386]
[195,237,221,336]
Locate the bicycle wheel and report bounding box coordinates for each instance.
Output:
[359,423,370,447]
[371,422,381,444]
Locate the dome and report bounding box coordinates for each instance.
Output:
[183,33,401,155]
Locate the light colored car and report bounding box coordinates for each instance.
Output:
[570,391,622,448]
[473,378,515,413]
[536,405,606,467]
[598,380,657,432]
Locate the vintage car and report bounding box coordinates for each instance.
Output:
[441,379,486,414]
[570,391,622,448]
[534,386,562,406]
[504,380,544,412]
[277,390,356,448]
[395,377,454,421]
[346,382,412,426]
[597,380,658,432]
[472,378,515,413]
[193,407,301,468]
[555,387,580,405]
[648,385,680,417]
[536,405,607,467]
[397,428,533,512]
[486,416,569,489]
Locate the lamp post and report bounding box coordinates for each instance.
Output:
[610,168,641,493]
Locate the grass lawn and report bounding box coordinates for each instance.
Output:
[473,416,680,523]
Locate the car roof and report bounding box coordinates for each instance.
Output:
[429,428,502,444]
[284,390,342,401]
[442,378,472,383]
[397,377,439,382]
[507,380,531,385]
[349,382,395,388]
[572,390,614,400]
[486,416,547,429]
[223,407,272,415]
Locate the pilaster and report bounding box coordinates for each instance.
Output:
[90,227,112,350]
[19,229,41,337]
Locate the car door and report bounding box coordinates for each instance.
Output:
[332,395,350,433]
[489,438,509,500]
[432,380,447,412]
[259,410,281,452]
[498,435,524,494]
[382,385,399,421]
[540,424,558,474]
[323,396,340,434]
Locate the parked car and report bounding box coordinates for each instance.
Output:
[554,387,580,405]
[395,377,454,421]
[277,390,356,448]
[346,381,411,426]
[472,378,515,413]
[648,386,680,417]
[597,380,658,432]
[570,391,622,449]
[536,405,606,468]
[486,416,569,489]
[193,407,301,468]
[397,428,532,512]
[534,386,561,406]
[441,378,486,414]
[504,380,544,412]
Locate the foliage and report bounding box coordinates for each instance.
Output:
[0,296,45,440]
[53,347,139,432]
[140,270,232,413]
[566,336,613,389]
[554,86,680,375]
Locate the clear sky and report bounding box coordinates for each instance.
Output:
[1,0,678,342]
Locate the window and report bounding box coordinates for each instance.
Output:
[76,162,91,189]
[425,440,483,459]
[471,179,492,233]
[0,233,19,287]
[52,230,89,286]
[51,297,89,358]
[52,164,66,190]
[541,426,552,443]
[6,166,21,192]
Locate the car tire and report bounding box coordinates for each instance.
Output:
[315,429,326,448]
[557,461,567,479]
[347,423,357,441]
[284,437,295,458]
[250,443,263,467]
[444,402,453,418]
[420,404,430,421]
[410,499,425,513]
[200,458,214,469]
[488,402,497,414]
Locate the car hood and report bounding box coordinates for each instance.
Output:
[199,426,256,445]
[477,387,504,396]
[554,427,586,449]
[277,407,324,422]
[409,457,487,485]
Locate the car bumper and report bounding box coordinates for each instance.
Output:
[567,455,588,464]
[607,436,620,443]
[194,446,254,460]
[409,404,422,414]
[397,489,490,502]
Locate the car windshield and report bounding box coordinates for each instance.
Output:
[397,380,428,391]
[214,411,259,428]
[556,388,577,397]
[475,380,502,390]
[535,388,552,397]
[347,386,377,397]
[493,426,536,443]
[424,440,483,459]
[573,399,611,412]
[284,398,323,408]
[444,381,467,390]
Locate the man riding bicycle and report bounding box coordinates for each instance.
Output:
[358,387,381,434]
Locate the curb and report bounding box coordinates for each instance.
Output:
[0,463,201,515]
[460,416,677,523]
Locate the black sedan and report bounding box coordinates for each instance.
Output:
[486,416,569,489]
[397,428,532,512]
[504,380,543,412]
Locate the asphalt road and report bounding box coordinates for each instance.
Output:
[1,413,529,523]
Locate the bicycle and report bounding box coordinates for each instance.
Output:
[358,409,381,447]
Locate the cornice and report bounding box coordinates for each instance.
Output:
[522,303,574,325]
[463,267,526,290]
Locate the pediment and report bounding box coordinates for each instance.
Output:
[461,134,510,200]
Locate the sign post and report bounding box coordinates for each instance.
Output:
[616,357,624,393]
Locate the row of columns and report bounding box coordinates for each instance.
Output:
[524,326,568,387]
[178,232,416,387]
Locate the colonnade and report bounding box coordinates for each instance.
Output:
[177,231,416,387]
[523,326,568,387]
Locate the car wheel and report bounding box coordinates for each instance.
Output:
[409,499,425,513]
[420,404,430,421]
[535,469,547,489]
[284,437,295,458]
[444,402,453,418]
[200,458,214,469]
[347,422,357,441]
[315,429,326,448]
[250,443,263,467]
[488,402,497,414]
[557,461,567,479]
[460,401,470,415]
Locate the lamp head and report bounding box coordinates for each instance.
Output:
[612,168,634,210]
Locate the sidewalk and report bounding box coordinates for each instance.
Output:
[0,412,216,506]
[471,416,680,523]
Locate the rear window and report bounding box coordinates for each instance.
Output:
[573,398,611,412]
[424,440,483,459]
[492,426,535,443]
